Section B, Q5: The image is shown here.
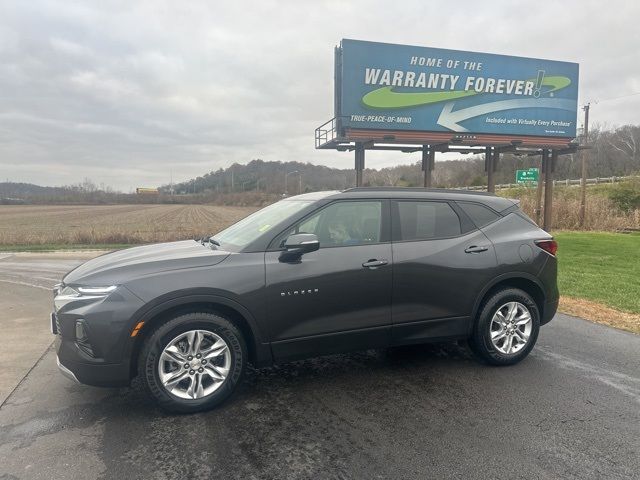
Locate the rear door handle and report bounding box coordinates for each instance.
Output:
[362,259,388,269]
[464,245,489,254]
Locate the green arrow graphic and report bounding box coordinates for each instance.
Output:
[531,76,572,93]
[362,87,477,109]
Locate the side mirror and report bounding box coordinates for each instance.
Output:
[282,233,319,257]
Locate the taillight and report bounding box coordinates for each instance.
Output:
[535,239,558,256]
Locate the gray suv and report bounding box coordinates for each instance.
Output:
[52,188,558,412]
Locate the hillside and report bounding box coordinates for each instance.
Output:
[0,182,66,198]
[2,124,638,203]
[166,124,639,194]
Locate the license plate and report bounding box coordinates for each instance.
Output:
[51,313,58,335]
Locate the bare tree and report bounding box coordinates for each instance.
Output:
[608,125,639,166]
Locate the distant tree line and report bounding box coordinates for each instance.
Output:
[166,124,639,192]
[3,124,638,205]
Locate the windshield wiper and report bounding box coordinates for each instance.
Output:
[199,236,221,249]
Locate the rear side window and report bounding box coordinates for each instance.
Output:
[396,201,461,241]
[458,202,501,228]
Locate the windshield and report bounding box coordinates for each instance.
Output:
[213,200,313,251]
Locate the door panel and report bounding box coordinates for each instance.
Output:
[266,243,392,359]
[392,230,496,320]
[265,199,392,361]
[390,200,498,343]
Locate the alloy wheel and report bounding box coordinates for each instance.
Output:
[158,329,231,400]
[489,302,533,355]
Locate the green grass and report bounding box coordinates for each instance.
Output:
[554,231,640,314]
[0,243,134,252]
[2,233,638,316]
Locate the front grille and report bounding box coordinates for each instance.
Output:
[51,312,61,335]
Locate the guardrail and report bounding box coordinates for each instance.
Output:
[458,175,639,191]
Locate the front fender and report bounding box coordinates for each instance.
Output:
[120,289,271,371]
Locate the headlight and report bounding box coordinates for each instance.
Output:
[54,285,117,312]
[77,285,117,295]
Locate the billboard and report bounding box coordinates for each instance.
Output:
[338,39,579,138]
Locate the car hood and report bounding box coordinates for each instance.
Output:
[63,240,230,286]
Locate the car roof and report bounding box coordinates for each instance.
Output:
[285,188,516,212]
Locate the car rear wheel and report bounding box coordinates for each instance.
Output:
[469,288,540,365]
[139,312,246,413]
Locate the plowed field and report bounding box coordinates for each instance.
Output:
[0,204,258,245]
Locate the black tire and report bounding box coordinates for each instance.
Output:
[139,312,246,413]
[469,288,540,366]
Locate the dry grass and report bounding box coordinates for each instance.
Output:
[0,204,258,245]
[559,296,640,335]
[500,187,640,231]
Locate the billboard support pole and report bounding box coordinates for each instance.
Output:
[493,148,500,190]
[422,145,434,187]
[543,149,557,232]
[486,147,496,193]
[355,142,365,187]
[535,150,547,226]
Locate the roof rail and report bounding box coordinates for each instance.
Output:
[344,187,495,196]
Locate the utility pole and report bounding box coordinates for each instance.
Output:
[284,170,298,195]
[579,103,590,227]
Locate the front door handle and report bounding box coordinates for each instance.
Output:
[465,245,489,254]
[362,259,388,269]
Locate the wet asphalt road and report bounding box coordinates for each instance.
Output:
[0,255,639,479]
[0,254,86,404]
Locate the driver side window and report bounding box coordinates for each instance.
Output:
[280,201,382,248]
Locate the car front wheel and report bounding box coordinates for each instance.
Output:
[139,312,246,413]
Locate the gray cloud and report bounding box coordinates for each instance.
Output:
[1,0,638,190]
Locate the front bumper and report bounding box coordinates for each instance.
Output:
[56,355,79,383]
[55,335,132,387]
[51,285,144,388]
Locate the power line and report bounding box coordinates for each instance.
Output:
[592,91,640,104]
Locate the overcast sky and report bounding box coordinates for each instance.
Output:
[1,0,639,191]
